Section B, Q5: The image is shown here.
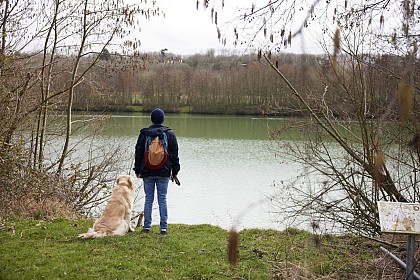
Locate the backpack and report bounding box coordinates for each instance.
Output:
[144,132,169,170]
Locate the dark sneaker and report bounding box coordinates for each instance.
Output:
[142,228,150,234]
[160,230,168,235]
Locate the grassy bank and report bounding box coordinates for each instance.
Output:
[0,218,405,279]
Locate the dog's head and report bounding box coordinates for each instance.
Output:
[116,175,135,191]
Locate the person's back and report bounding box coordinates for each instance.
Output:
[133,108,180,235]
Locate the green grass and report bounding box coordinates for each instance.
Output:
[0,219,402,279]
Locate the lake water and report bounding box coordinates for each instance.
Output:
[79,113,303,231]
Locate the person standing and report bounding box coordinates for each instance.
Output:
[133,108,180,235]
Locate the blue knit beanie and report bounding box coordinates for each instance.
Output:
[151,108,165,124]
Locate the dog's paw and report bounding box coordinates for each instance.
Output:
[128,226,135,233]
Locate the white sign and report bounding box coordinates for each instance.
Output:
[377,201,420,234]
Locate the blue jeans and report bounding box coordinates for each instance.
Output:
[143,176,169,230]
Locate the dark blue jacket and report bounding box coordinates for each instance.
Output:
[133,124,180,178]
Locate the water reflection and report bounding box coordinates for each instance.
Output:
[101,113,286,140]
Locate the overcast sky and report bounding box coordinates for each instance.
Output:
[136,0,325,56]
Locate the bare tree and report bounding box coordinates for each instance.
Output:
[0,0,160,217]
[199,0,419,235]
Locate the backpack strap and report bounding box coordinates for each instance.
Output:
[160,132,169,153]
[144,131,169,151]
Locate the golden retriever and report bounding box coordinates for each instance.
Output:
[79,175,135,238]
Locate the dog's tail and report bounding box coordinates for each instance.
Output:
[78,230,106,239]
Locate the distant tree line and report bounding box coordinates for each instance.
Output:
[66,49,414,117]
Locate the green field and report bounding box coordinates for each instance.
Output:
[0,218,405,279]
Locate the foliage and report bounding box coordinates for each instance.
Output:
[0,218,410,279]
[0,143,76,219]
